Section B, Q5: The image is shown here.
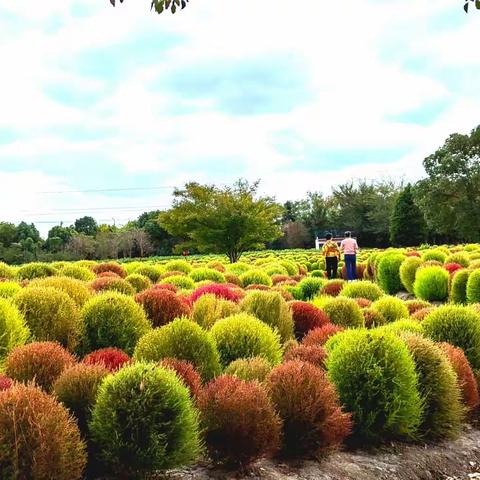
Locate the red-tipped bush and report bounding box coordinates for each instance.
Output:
[272,275,290,285]
[303,324,344,347]
[245,284,270,291]
[96,271,121,279]
[438,342,479,412]
[152,283,178,293]
[90,276,135,295]
[190,283,243,303]
[355,298,373,308]
[284,344,327,369]
[159,358,202,399]
[224,273,241,286]
[341,264,366,280]
[271,286,294,301]
[320,279,345,297]
[267,360,352,456]
[92,262,127,278]
[198,375,281,465]
[444,263,464,275]
[83,347,130,372]
[135,288,191,327]
[406,251,421,257]
[363,308,386,328]
[411,307,436,321]
[5,341,75,392]
[292,275,306,282]
[0,383,86,479]
[405,300,432,315]
[290,301,330,340]
[0,375,12,391]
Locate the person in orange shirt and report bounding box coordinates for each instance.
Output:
[322,233,341,279]
[340,231,359,281]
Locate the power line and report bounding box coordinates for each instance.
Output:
[36,186,176,194]
[21,205,170,216]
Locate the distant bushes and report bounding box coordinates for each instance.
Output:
[92,262,127,278]
[17,262,57,280]
[198,375,281,465]
[190,267,226,283]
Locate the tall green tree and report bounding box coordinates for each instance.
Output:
[15,222,41,243]
[160,180,283,263]
[74,216,98,236]
[136,210,175,255]
[389,184,426,246]
[0,222,17,247]
[46,225,76,252]
[415,125,480,242]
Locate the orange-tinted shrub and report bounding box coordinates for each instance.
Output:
[290,301,330,340]
[267,360,352,456]
[5,341,75,392]
[302,324,344,347]
[405,300,432,315]
[83,347,130,372]
[411,307,436,321]
[355,298,372,308]
[438,342,479,412]
[190,283,243,303]
[135,288,191,327]
[0,375,12,391]
[271,286,294,301]
[92,262,127,278]
[363,308,386,328]
[224,273,241,286]
[159,358,202,399]
[198,375,281,465]
[152,283,178,293]
[96,271,121,279]
[320,279,345,297]
[245,284,270,291]
[90,276,135,295]
[0,383,86,479]
[272,275,290,285]
[284,344,327,369]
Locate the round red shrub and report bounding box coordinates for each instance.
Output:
[290,301,330,340]
[272,275,290,285]
[198,375,281,465]
[341,264,365,281]
[355,297,373,308]
[438,342,479,412]
[5,341,75,392]
[92,262,127,278]
[411,307,436,321]
[90,276,135,295]
[0,375,12,391]
[405,300,432,315]
[277,279,298,287]
[135,288,191,328]
[0,383,86,479]
[96,271,121,279]
[83,347,130,372]
[320,280,345,297]
[284,344,327,369]
[152,283,178,293]
[159,358,202,399]
[444,263,464,275]
[267,360,352,456]
[303,324,344,347]
[190,283,243,303]
[406,251,421,257]
[292,275,306,282]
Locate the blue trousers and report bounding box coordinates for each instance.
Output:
[344,254,357,280]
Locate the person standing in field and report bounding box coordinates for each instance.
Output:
[322,233,340,279]
[340,231,359,281]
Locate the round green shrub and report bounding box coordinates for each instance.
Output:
[210,313,282,367]
[225,262,250,275]
[192,294,238,329]
[225,356,272,382]
[297,277,326,300]
[189,268,225,283]
[423,305,480,369]
[376,319,423,336]
[16,262,57,280]
[422,249,447,264]
[81,292,151,355]
[0,383,86,480]
[314,297,364,328]
[279,260,299,276]
[446,252,470,268]
[371,296,409,323]
[125,273,152,293]
[0,298,30,363]
[159,274,196,290]
[164,259,192,274]
[89,362,201,476]
[0,281,22,299]
[59,265,95,282]
[0,262,15,279]
[413,266,449,302]
[239,269,273,288]
[399,257,424,294]
[29,276,91,307]
[402,334,464,439]
[14,287,81,351]
[466,269,480,304]
[133,264,164,282]
[325,329,422,441]
[377,254,405,294]
[134,318,221,381]
[262,263,289,276]
[239,290,294,342]
[341,280,384,301]
[451,269,471,304]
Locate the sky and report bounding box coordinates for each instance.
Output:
[0,0,479,237]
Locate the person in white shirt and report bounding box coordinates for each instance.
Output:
[340,231,359,281]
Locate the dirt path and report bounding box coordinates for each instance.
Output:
[160,426,480,480]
